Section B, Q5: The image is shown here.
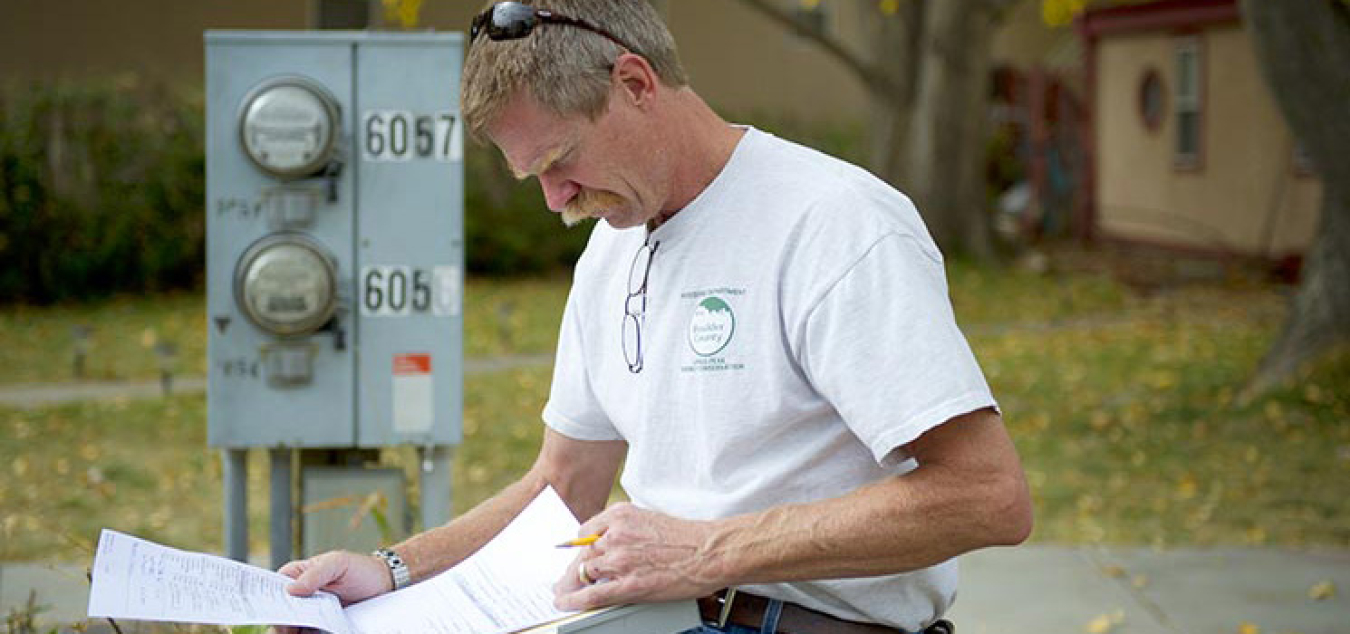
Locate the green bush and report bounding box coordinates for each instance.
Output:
[0,76,206,304]
[0,77,592,302]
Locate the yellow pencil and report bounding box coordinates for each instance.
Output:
[556,533,602,548]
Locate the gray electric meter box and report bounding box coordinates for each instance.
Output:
[205,30,464,563]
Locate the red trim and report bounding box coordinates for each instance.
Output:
[1079,0,1239,39]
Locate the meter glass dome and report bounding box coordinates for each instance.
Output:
[235,236,338,336]
[240,78,340,179]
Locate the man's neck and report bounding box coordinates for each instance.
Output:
[649,90,744,230]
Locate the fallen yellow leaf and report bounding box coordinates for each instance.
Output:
[1085,615,1114,634]
[1085,610,1124,634]
[1308,580,1335,601]
[1238,622,1260,634]
[1176,473,1198,500]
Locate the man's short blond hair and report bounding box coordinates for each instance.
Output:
[461,0,688,142]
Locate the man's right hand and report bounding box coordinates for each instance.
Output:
[279,550,393,604]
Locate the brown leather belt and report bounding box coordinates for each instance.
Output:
[696,589,937,634]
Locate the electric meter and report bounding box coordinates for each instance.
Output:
[234,233,339,336]
[239,76,341,179]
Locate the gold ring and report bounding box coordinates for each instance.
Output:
[578,561,595,585]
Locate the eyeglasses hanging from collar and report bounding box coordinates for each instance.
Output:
[621,234,659,373]
[469,1,638,53]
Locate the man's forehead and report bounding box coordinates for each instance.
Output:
[489,96,579,178]
[506,137,573,180]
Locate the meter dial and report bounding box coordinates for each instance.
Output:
[238,76,341,179]
[234,233,338,337]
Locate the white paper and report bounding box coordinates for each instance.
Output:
[88,529,351,634]
[345,486,581,634]
[87,487,584,634]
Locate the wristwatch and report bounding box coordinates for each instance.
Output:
[372,548,411,590]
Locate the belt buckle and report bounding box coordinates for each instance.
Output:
[716,588,739,629]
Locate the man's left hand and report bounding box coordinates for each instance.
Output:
[553,502,724,611]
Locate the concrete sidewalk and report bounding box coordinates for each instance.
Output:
[4,545,1347,633]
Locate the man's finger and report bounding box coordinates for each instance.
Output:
[554,557,589,595]
[575,503,629,544]
[285,558,335,596]
[277,559,306,579]
[554,576,622,612]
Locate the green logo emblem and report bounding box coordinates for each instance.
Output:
[688,296,735,357]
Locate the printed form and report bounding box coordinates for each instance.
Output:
[88,529,351,633]
[88,486,583,634]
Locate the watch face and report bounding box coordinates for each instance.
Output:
[240,78,340,179]
[235,235,337,336]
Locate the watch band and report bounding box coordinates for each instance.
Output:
[372,548,411,590]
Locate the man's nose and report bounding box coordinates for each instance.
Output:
[539,173,581,212]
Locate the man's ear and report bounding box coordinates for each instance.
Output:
[612,53,658,108]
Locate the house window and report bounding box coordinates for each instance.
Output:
[1174,37,1202,168]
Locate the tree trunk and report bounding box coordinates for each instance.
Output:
[735,0,1012,259]
[1239,0,1350,395]
[865,1,924,186]
[905,0,1000,259]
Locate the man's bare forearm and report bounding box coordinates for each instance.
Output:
[389,430,626,583]
[392,475,548,583]
[703,409,1032,585]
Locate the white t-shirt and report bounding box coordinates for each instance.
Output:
[542,127,996,631]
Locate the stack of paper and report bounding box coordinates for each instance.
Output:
[88,487,695,634]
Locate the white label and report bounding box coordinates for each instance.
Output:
[362,110,462,163]
[393,354,433,435]
[433,265,461,317]
[434,111,464,163]
[360,265,418,316]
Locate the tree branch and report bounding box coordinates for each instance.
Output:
[734,0,904,99]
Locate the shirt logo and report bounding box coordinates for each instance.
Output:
[688,296,736,357]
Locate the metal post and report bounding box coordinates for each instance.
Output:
[419,445,453,530]
[155,342,178,396]
[71,325,91,380]
[270,447,294,569]
[223,448,249,562]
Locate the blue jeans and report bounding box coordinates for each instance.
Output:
[679,597,786,634]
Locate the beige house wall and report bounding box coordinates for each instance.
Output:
[434,0,876,122]
[1,1,1056,126]
[0,0,310,81]
[1094,25,1321,258]
[665,0,870,122]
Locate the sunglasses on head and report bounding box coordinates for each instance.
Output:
[470,1,638,52]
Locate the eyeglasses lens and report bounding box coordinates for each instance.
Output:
[622,313,642,372]
[623,241,657,374]
[628,245,652,294]
[489,2,538,40]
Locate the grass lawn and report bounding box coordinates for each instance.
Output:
[0,277,572,385]
[2,250,1348,562]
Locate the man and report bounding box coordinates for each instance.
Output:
[281,1,1032,632]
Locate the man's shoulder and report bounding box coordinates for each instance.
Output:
[736,130,921,233]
